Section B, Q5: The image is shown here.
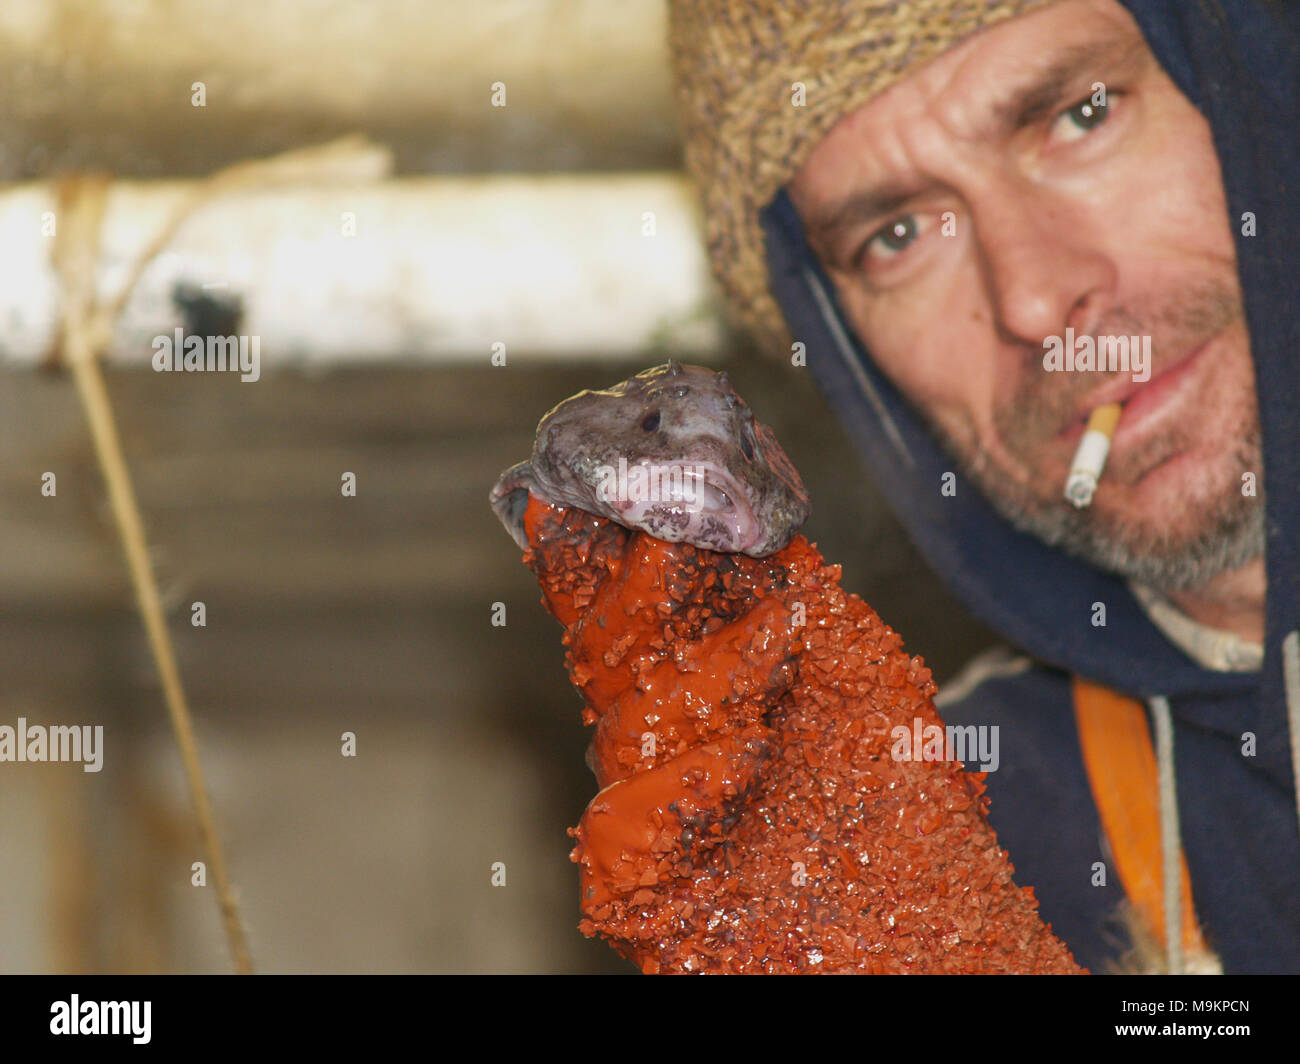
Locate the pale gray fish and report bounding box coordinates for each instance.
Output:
[490,360,811,557]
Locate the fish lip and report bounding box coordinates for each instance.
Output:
[607,460,761,551]
[702,468,763,550]
[692,467,766,553]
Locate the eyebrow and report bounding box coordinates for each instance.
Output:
[803,30,1150,253]
[993,32,1147,131]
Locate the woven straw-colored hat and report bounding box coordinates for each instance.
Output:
[668,0,1056,353]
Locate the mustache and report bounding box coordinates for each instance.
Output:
[995,282,1243,448]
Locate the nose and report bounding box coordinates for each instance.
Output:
[969,180,1118,349]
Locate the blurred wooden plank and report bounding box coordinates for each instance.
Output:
[0,0,679,180]
[43,767,95,973]
[0,362,998,679]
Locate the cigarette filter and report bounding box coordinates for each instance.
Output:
[1064,402,1122,509]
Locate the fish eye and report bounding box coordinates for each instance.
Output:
[641,410,661,432]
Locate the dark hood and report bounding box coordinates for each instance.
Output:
[759,0,1300,791]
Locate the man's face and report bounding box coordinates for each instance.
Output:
[788,0,1262,592]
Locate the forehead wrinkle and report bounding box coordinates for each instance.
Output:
[802,24,1148,249]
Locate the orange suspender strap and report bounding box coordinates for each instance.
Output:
[1071,676,1208,959]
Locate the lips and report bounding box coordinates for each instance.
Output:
[1057,335,1214,441]
[617,462,761,552]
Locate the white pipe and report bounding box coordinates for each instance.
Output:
[0,173,722,368]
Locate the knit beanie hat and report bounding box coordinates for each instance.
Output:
[668,0,1057,353]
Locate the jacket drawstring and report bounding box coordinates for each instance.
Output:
[803,266,915,469]
[1284,631,1300,843]
[1151,630,1300,976]
[1149,695,1183,975]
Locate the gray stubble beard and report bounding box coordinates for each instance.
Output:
[951,416,1265,594]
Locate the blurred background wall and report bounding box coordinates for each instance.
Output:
[0,0,998,973]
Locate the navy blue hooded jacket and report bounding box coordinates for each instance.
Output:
[759,0,1300,973]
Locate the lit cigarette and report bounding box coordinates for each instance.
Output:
[1064,402,1122,508]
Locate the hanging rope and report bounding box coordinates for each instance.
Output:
[46,136,392,975]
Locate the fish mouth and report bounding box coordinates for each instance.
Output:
[601,461,760,552]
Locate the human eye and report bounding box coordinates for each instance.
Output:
[855,214,924,271]
[1048,91,1115,144]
